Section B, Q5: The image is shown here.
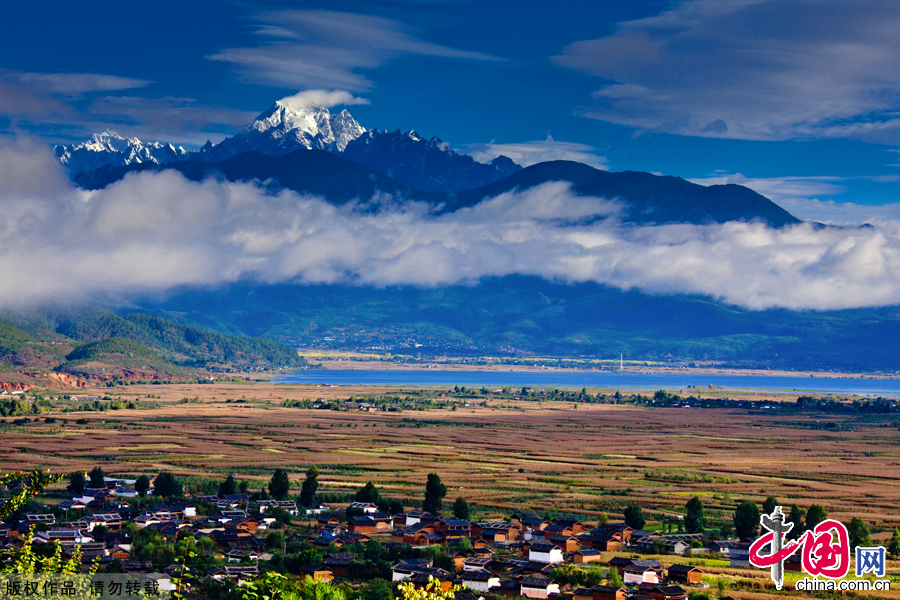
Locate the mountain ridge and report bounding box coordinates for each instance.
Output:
[54,100,522,192]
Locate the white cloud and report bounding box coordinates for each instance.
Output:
[777,198,900,225]
[463,135,609,169]
[689,173,845,203]
[208,9,504,91]
[0,70,149,123]
[690,172,900,225]
[6,135,900,312]
[554,0,900,142]
[86,96,258,147]
[279,90,369,111]
[0,70,254,147]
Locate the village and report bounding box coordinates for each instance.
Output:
[0,469,800,600]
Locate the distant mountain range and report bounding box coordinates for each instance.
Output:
[56,97,802,227]
[46,97,892,372]
[128,276,900,372]
[56,100,521,193]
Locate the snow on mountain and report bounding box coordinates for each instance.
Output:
[55,99,521,192]
[54,130,188,175]
[191,101,366,163]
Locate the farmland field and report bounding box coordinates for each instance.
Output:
[3,381,899,531]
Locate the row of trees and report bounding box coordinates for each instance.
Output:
[69,467,168,497]
[625,495,879,552]
[72,465,474,519]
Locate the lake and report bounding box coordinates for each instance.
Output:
[274,368,900,396]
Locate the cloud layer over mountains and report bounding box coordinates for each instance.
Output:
[3,136,900,312]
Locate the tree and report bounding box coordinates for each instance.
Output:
[266,530,285,552]
[154,471,182,498]
[239,480,249,494]
[88,466,105,488]
[362,579,395,600]
[452,497,470,520]
[762,496,778,515]
[623,503,645,530]
[787,504,806,540]
[300,465,319,507]
[269,469,290,500]
[355,482,381,503]
[806,504,827,530]
[69,471,86,494]
[398,574,459,600]
[423,474,447,514]
[733,501,760,540]
[219,474,239,497]
[685,496,705,533]
[135,475,150,497]
[847,517,872,549]
[888,529,900,557]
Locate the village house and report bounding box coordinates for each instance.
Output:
[526,542,564,563]
[461,568,501,592]
[519,574,560,599]
[667,565,703,585]
[573,549,604,564]
[300,564,335,581]
[623,560,664,585]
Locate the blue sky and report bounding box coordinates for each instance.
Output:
[2,0,900,217]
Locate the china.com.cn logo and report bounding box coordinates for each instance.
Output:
[749,506,889,592]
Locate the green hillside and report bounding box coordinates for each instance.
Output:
[129,277,900,372]
[0,322,65,369]
[1,307,306,371]
[61,336,197,379]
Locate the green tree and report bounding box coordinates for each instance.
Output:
[762,496,778,515]
[888,529,900,557]
[88,466,105,488]
[452,497,470,520]
[269,468,290,500]
[355,482,381,503]
[607,566,623,586]
[362,579,394,600]
[239,479,249,494]
[847,517,872,549]
[806,504,828,530]
[266,530,286,552]
[134,475,150,497]
[219,474,239,497]
[787,504,806,540]
[733,501,760,540]
[300,465,319,507]
[154,471,182,498]
[623,503,645,530]
[685,496,705,533]
[69,471,86,494]
[423,473,447,514]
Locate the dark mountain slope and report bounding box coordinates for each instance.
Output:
[450,161,800,227]
[74,150,441,205]
[342,129,521,192]
[131,277,900,372]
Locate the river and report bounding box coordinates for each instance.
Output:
[274,369,900,396]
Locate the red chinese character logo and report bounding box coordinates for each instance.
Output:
[799,520,850,578]
[750,508,851,588]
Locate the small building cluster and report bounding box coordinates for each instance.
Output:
[2,481,753,600]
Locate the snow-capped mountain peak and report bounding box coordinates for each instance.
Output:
[192,101,366,163]
[54,130,188,174]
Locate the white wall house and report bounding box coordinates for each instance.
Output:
[528,543,564,563]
